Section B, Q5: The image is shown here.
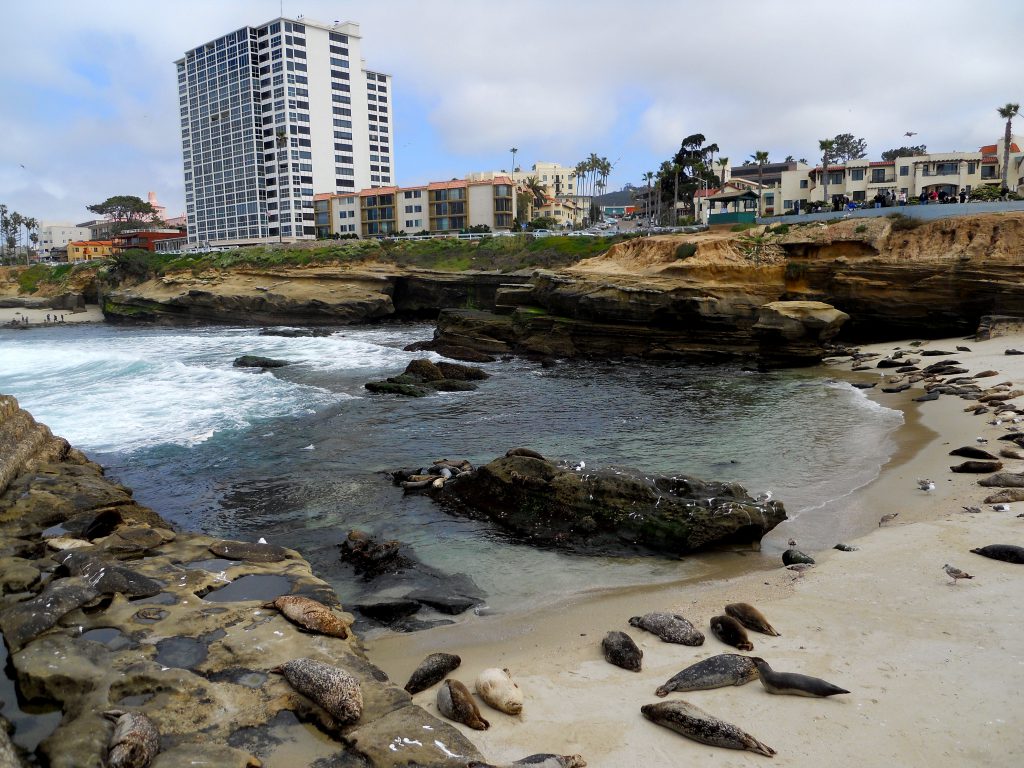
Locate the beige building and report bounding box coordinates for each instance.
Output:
[38,223,92,256]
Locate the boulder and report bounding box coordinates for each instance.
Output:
[232,355,291,368]
[365,358,488,397]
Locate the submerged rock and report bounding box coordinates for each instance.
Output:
[364,358,489,397]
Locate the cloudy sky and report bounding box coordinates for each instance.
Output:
[1,0,1020,222]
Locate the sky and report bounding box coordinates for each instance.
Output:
[1,0,1021,223]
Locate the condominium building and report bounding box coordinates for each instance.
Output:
[176,16,392,247]
[37,224,92,256]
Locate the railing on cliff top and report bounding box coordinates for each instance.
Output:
[757,199,1024,226]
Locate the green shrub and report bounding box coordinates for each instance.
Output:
[768,223,790,235]
[675,243,697,259]
[17,264,50,293]
[854,224,868,233]
[886,213,923,232]
[730,222,758,232]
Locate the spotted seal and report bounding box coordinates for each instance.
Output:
[468,755,586,768]
[209,539,289,562]
[628,613,704,646]
[263,595,350,638]
[752,657,849,697]
[104,710,160,768]
[404,652,462,694]
[272,658,363,724]
[641,701,776,757]
[475,667,524,715]
[601,631,642,672]
[655,654,759,696]
[970,544,1024,564]
[436,679,489,730]
[505,447,547,460]
[724,603,779,636]
[710,615,753,651]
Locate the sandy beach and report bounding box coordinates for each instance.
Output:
[0,304,104,327]
[367,334,1024,767]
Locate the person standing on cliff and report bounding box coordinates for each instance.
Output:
[959,188,967,203]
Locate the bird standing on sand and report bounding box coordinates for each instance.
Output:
[879,512,899,526]
[976,437,989,444]
[943,564,974,585]
[992,503,1011,512]
[917,479,935,492]
[961,506,982,514]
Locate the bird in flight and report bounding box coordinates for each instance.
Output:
[904,131,917,137]
[943,564,973,585]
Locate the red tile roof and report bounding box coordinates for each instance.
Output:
[869,161,895,166]
[427,179,468,191]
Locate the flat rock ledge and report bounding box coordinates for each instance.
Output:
[0,394,482,768]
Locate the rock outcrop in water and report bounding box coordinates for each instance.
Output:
[416,452,787,555]
[0,395,484,767]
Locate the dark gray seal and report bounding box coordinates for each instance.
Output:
[209,539,289,562]
[436,679,489,730]
[641,701,776,757]
[710,615,753,651]
[272,658,363,724]
[724,603,779,636]
[468,755,586,768]
[505,447,547,460]
[752,657,849,697]
[655,654,759,696]
[970,544,1024,564]
[104,710,160,768]
[628,613,704,646]
[404,652,462,693]
[602,631,642,672]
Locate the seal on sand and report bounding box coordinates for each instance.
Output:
[710,615,754,651]
[602,631,642,672]
[751,657,849,697]
[437,679,489,730]
[272,658,363,725]
[655,654,759,696]
[263,595,350,638]
[970,544,1024,564]
[724,603,779,636]
[629,613,705,646]
[640,701,776,757]
[468,755,586,768]
[404,652,462,694]
[104,710,160,768]
[475,667,524,715]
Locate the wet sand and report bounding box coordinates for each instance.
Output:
[367,335,1024,767]
[0,305,104,326]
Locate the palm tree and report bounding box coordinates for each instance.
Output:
[752,150,770,216]
[642,171,654,224]
[574,160,588,227]
[524,175,547,218]
[998,103,1020,191]
[509,147,518,178]
[23,217,38,262]
[716,157,729,188]
[819,139,836,209]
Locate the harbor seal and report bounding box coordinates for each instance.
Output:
[655,654,759,696]
[263,595,350,639]
[724,603,779,636]
[628,613,705,646]
[640,701,776,757]
[601,631,642,672]
[436,679,489,730]
[751,657,849,697]
[272,658,363,725]
[404,652,462,694]
[505,447,547,460]
[475,667,524,715]
[970,544,1024,564]
[468,755,586,768]
[104,710,160,768]
[209,539,289,562]
[710,615,754,651]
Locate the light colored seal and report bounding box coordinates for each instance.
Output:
[710,615,754,651]
[263,595,350,639]
[752,657,849,697]
[475,667,524,715]
[437,679,490,730]
[404,652,462,694]
[272,658,363,724]
[655,654,759,696]
[628,612,705,646]
[602,630,642,672]
[724,603,780,636]
[468,756,587,768]
[104,710,160,768]
[641,701,776,757]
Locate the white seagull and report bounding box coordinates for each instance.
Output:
[992,503,1011,512]
[917,479,936,492]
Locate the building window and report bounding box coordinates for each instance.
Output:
[850,169,864,181]
[800,179,808,189]
[900,166,909,176]
[870,169,887,183]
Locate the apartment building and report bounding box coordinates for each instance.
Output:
[67,241,114,261]
[37,224,92,256]
[177,16,392,247]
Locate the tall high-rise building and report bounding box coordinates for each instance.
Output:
[176,17,393,247]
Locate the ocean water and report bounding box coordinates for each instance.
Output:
[0,322,903,614]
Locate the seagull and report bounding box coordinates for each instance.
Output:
[756,491,773,503]
[992,503,1011,512]
[573,460,585,471]
[257,537,268,544]
[878,512,899,526]
[917,479,936,492]
[787,538,797,547]
[943,564,973,585]
[961,506,982,514]
[976,437,989,444]
[904,131,917,138]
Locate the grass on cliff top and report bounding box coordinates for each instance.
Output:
[15,262,93,294]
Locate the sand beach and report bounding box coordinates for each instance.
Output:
[368,334,1024,767]
[0,304,104,327]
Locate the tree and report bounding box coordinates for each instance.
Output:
[752,150,770,215]
[819,139,836,209]
[716,157,729,187]
[524,176,547,210]
[642,171,654,223]
[86,195,162,234]
[784,155,796,163]
[668,133,720,215]
[8,211,23,255]
[881,145,927,162]
[829,133,868,163]
[998,102,1020,191]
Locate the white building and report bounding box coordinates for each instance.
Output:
[176,16,393,247]
[37,223,92,256]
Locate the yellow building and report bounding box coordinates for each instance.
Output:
[67,240,114,261]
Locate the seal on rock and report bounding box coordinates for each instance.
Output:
[655,654,759,696]
[468,755,587,768]
[724,603,779,636]
[263,595,350,638]
[404,652,462,694]
[436,679,489,730]
[272,658,363,725]
[970,544,1024,564]
[475,667,524,715]
[710,615,754,651]
[601,631,642,672]
[640,701,776,757]
[209,539,290,562]
[104,710,160,768]
[751,657,849,697]
[628,613,705,646]
[505,447,547,460]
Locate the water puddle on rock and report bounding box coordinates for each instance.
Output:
[80,627,133,651]
[185,558,238,571]
[201,574,293,603]
[0,630,62,754]
[153,636,208,670]
[227,709,341,767]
